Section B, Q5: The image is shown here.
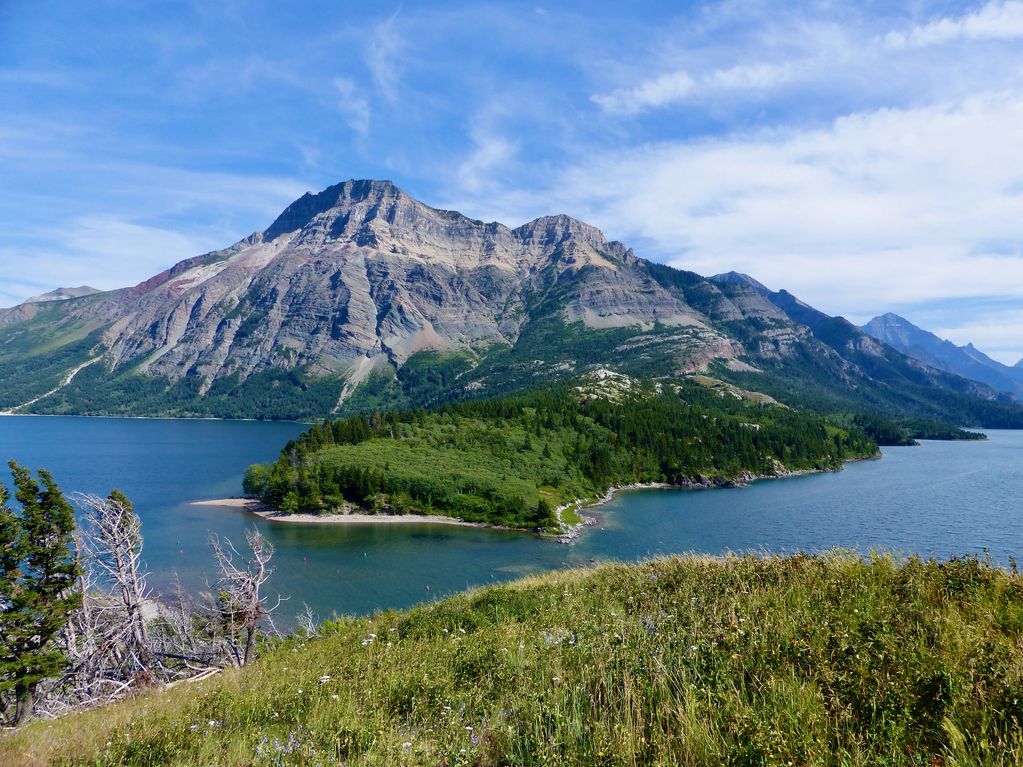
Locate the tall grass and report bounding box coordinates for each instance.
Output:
[3,551,1022,766]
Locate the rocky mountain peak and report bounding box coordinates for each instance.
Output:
[709,272,771,294]
[262,179,501,257]
[513,214,608,251]
[263,179,407,241]
[23,286,101,304]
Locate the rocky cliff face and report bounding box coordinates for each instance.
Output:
[2,180,1021,423]
[18,181,740,391]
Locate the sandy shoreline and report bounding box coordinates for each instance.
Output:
[193,454,880,541]
[191,498,493,529]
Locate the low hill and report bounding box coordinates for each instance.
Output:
[3,552,1021,765]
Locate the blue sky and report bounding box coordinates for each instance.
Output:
[2,0,1022,363]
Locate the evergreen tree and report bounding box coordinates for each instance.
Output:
[0,462,80,725]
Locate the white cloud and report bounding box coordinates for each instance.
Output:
[460,92,1023,326]
[707,62,796,91]
[592,61,799,115]
[0,163,309,307]
[334,77,371,135]
[0,218,222,307]
[366,13,403,102]
[885,0,1023,48]
[456,128,519,194]
[592,70,696,115]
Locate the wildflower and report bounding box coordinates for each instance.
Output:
[552,676,561,683]
[331,694,339,700]
[403,741,413,749]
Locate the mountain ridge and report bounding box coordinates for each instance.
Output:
[0,179,1021,427]
[861,313,1023,399]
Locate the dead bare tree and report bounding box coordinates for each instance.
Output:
[208,528,283,666]
[19,503,290,720]
[72,492,152,676]
[296,602,319,638]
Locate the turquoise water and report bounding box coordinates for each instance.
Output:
[0,416,1020,623]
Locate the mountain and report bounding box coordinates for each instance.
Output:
[0,180,1021,427]
[861,313,1023,399]
[23,286,101,304]
[0,286,101,330]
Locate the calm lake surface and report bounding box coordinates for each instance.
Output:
[1,416,1020,624]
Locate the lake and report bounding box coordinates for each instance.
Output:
[1,416,1020,624]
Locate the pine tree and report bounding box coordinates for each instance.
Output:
[0,462,80,725]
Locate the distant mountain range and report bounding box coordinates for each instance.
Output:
[1,179,1021,427]
[861,313,1023,400]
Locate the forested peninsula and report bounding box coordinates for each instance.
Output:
[242,375,880,532]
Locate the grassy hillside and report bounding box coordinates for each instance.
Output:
[3,552,1021,766]
[243,379,877,529]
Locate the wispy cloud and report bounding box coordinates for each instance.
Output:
[0,158,309,306]
[0,217,220,307]
[457,131,518,194]
[592,62,797,115]
[366,12,403,102]
[593,71,696,115]
[885,0,1023,48]
[334,77,371,135]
